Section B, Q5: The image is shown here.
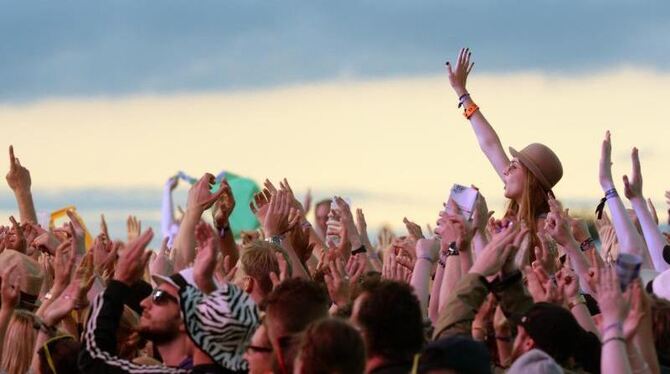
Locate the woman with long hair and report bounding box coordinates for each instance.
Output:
[1,310,38,374]
[446,48,563,260]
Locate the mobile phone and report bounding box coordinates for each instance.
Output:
[446,184,479,221]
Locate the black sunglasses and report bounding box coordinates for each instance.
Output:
[151,288,179,305]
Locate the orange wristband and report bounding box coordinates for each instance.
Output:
[463,102,479,119]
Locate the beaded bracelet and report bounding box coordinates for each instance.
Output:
[458,93,470,108]
[595,188,618,219]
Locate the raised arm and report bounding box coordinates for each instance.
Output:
[5,146,37,224]
[622,147,669,271]
[161,176,179,245]
[596,267,633,374]
[173,173,225,271]
[212,179,239,265]
[410,238,439,319]
[599,131,648,262]
[447,49,510,180]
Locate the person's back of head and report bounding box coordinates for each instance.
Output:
[352,280,424,364]
[294,318,365,374]
[265,278,329,338]
[264,278,329,374]
[37,335,81,374]
[518,302,600,373]
[418,335,491,374]
[1,310,37,374]
[241,240,282,299]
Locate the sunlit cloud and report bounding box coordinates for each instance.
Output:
[1,68,669,235]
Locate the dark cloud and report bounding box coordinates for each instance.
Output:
[1,0,668,101]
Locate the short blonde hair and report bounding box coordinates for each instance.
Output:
[241,240,283,295]
[1,310,37,374]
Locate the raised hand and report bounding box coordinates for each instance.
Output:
[7,216,26,253]
[215,254,237,284]
[43,255,95,326]
[194,222,219,293]
[53,239,77,290]
[166,175,179,191]
[324,257,353,307]
[302,188,312,216]
[269,251,289,290]
[595,266,627,328]
[113,228,154,286]
[126,215,142,242]
[381,250,412,283]
[250,188,272,222]
[150,237,174,277]
[354,208,374,250]
[66,210,87,255]
[469,223,524,276]
[212,179,236,229]
[446,48,475,96]
[331,197,362,249]
[5,146,31,193]
[471,192,493,235]
[543,197,575,247]
[187,173,226,216]
[622,147,643,200]
[403,217,425,241]
[436,201,474,251]
[100,214,110,240]
[278,178,307,215]
[599,131,615,190]
[622,280,648,341]
[264,190,300,237]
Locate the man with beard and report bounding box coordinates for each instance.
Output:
[79,229,193,373]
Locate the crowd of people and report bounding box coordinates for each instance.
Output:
[1,48,670,374]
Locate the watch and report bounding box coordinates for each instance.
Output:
[266,235,283,247]
[446,241,460,257]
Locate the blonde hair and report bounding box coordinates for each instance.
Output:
[241,241,283,295]
[1,310,37,374]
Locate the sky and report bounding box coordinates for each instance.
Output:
[1,1,669,242]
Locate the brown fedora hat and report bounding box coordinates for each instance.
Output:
[509,143,563,191]
[0,249,44,310]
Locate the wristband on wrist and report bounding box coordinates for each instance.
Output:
[495,335,512,342]
[463,102,480,119]
[568,294,586,309]
[579,238,595,252]
[352,245,367,255]
[417,255,436,264]
[458,93,470,108]
[595,188,618,219]
[601,321,623,336]
[218,224,231,238]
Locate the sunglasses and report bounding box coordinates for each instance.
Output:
[246,344,273,354]
[151,288,179,306]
